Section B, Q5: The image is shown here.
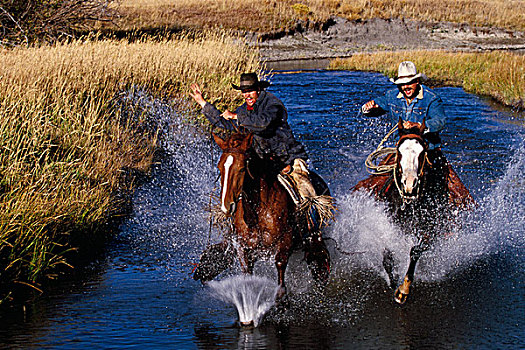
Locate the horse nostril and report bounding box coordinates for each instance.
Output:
[403,176,418,194]
[221,202,236,216]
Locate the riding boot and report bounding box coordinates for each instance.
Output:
[288,159,317,199]
[426,149,448,196]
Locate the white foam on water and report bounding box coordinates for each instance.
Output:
[421,141,525,280]
[208,275,280,327]
[328,191,413,282]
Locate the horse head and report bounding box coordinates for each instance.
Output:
[395,118,428,199]
[213,132,254,216]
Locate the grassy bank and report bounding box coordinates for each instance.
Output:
[330,50,525,109]
[111,0,525,33]
[0,31,260,302]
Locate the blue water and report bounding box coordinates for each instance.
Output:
[0,70,522,349]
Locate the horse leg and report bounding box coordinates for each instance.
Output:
[193,241,234,283]
[275,249,290,302]
[394,243,429,304]
[238,248,255,274]
[305,233,331,286]
[382,248,397,290]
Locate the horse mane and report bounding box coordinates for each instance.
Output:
[220,132,252,153]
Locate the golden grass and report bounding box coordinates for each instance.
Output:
[107,0,299,32]
[111,0,525,32]
[0,31,261,299]
[329,50,525,109]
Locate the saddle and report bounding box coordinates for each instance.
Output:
[277,169,336,232]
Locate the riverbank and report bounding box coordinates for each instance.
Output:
[258,17,525,109]
[258,17,525,64]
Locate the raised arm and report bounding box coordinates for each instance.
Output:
[189,83,207,108]
[189,83,239,131]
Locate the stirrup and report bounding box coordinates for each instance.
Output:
[277,173,301,205]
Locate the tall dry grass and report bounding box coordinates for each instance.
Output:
[0,31,261,300]
[111,0,525,32]
[329,50,525,109]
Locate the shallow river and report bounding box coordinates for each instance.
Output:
[0,70,523,349]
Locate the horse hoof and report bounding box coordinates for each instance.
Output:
[239,320,255,328]
[394,287,409,305]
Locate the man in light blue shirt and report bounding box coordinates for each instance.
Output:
[361,61,474,209]
[362,61,445,151]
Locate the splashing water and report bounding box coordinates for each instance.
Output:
[119,85,524,324]
[115,88,222,277]
[329,140,525,285]
[208,275,280,327]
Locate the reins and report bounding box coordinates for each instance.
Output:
[365,126,430,207]
[365,125,398,175]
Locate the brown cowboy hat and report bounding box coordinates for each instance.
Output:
[231,73,271,92]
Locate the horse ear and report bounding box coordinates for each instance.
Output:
[212,132,228,150]
[419,118,426,134]
[398,117,406,135]
[240,133,254,151]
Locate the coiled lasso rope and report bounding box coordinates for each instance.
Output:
[365,125,398,175]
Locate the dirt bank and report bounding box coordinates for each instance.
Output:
[257,17,525,68]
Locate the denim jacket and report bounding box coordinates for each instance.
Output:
[368,84,446,149]
[202,90,308,166]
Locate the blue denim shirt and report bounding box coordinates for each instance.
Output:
[370,84,446,149]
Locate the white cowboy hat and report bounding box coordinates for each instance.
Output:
[390,61,423,85]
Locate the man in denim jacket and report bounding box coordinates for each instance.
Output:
[362,61,445,152]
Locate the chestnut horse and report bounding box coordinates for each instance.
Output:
[355,119,470,304]
[194,132,331,300]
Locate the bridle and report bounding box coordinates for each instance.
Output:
[393,133,430,208]
[220,148,258,216]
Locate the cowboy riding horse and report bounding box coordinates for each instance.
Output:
[354,119,475,304]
